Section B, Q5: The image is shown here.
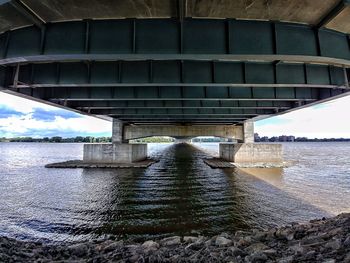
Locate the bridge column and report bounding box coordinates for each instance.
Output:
[112,119,126,143]
[219,121,283,165]
[83,119,147,163]
[243,121,254,143]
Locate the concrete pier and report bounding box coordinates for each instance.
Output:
[83,119,147,164]
[219,121,283,164]
[124,125,243,141]
[219,143,283,163]
[83,143,147,163]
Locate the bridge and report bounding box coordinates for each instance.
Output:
[0,0,349,164]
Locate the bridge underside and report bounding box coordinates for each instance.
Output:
[0,18,349,124]
[0,0,349,163]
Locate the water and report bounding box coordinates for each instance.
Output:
[0,142,349,243]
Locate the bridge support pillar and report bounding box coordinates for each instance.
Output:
[219,121,283,164]
[83,119,147,163]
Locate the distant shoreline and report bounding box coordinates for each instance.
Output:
[1,135,350,143]
[1,140,350,143]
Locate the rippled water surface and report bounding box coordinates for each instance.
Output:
[0,142,349,243]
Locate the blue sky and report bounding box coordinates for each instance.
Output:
[0,92,111,138]
[0,91,350,138]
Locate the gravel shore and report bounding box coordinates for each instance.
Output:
[1,213,350,262]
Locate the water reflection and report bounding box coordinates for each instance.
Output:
[0,142,347,242]
[73,144,330,241]
[238,168,285,188]
[79,144,253,240]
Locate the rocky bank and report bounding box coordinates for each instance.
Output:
[1,213,350,262]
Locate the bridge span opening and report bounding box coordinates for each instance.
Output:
[83,119,282,164]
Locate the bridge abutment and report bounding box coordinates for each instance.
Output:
[83,119,147,163]
[219,121,283,164]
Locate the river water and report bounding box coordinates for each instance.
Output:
[0,142,349,243]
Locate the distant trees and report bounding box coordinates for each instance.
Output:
[2,135,350,143]
[51,136,62,143]
[191,137,226,142]
[3,136,112,143]
[131,137,175,143]
[254,133,350,142]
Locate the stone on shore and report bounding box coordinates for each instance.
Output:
[160,236,181,246]
[0,213,349,262]
[215,236,233,246]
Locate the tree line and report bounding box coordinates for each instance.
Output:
[0,136,175,143]
[0,136,112,143]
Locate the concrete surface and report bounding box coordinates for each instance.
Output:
[243,121,254,143]
[2,0,348,33]
[124,125,243,141]
[219,143,283,163]
[45,159,157,168]
[112,119,125,143]
[83,143,147,163]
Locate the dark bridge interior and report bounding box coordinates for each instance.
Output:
[0,0,349,124]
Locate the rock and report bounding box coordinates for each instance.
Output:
[290,244,305,255]
[328,227,343,236]
[245,242,269,253]
[253,231,267,242]
[277,256,294,263]
[125,244,140,256]
[305,250,316,259]
[128,254,140,263]
[215,236,232,247]
[344,236,350,247]
[205,239,212,247]
[276,229,294,241]
[68,243,87,257]
[219,232,230,239]
[103,241,123,253]
[170,254,180,262]
[184,242,203,251]
[183,236,198,243]
[266,228,277,239]
[229,247,245,257]
[141,240,159,252]
[301,236,322,245]
[262,249,277,257]
[325,239,342,250]
[235,230,248,237]
[237,237,251,247]
[1,214,350,262]
[250,252,268,262]
[19,251,34,258]
[160,236,181,246]
[343,253,350,263]
[190,230,201,236]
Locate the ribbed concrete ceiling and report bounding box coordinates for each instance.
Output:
[0,0,349,33]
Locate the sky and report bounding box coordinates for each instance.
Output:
[0,91,349,138]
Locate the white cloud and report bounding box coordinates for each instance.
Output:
[0,92,111,137]
[1,91,350,138]
[256,95,350,138]
[0,114,111,137]
[0,91,55,114]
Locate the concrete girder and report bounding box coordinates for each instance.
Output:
[317,0,350,29]
[123,124,244,141]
